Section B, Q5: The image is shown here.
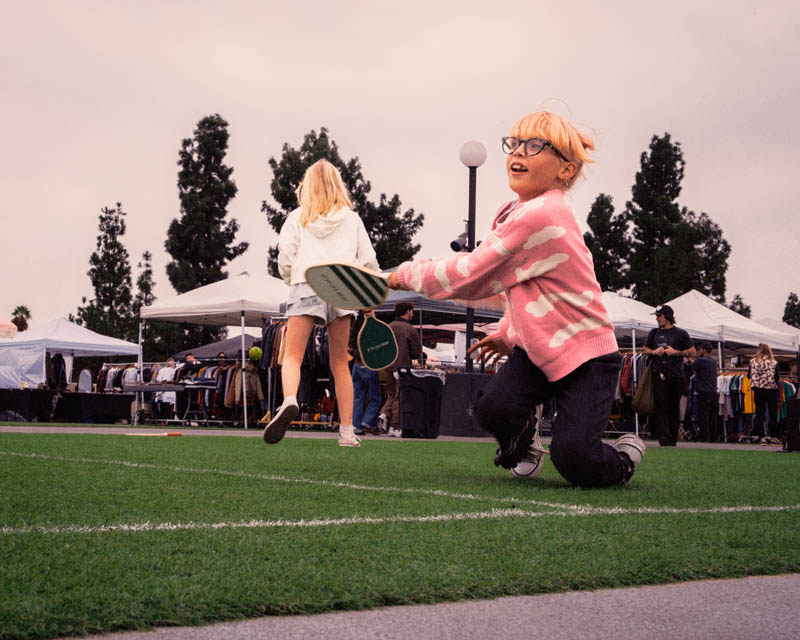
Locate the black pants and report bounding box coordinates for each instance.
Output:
[696,391,718,442]
[652,375,684,446]
[753,387,779,439]
[475,348,627,487]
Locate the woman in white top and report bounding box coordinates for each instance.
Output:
[263,159,379,448]
[748,343,780,444]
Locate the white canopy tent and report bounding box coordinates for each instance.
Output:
[602,291,658,343]
[755,317,800,347]
[0,318,140,389]
[140,272,288,326]
[139,272,290,428]
[664,290,799,360]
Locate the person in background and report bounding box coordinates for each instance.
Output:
[688,343,719,442]
[263,159,379,448]
[185,353,196,365]
[378,301,422,437]
[643,305,695,446]
[388,110,645,486]
[748,343,780,445]
[349,309,383,435]
[155,357,177,415]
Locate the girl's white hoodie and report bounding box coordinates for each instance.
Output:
[277,206,379,286]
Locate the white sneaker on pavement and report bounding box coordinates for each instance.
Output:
[338,425,361,448]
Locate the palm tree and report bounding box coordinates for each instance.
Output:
[11,305,31,332]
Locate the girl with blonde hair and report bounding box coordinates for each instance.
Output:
[749,343,780,444]
[263,159,380,448]
[389,110,645,486]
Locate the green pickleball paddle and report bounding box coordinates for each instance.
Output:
[357,315,398,370]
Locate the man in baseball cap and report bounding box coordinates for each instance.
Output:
[643,304,695,446]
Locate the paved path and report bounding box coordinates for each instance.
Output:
[74,574,800,640]
[0,424,788,452]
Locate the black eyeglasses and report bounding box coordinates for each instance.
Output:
[501,137,569,162]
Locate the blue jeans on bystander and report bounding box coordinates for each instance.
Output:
[352,362,382,433]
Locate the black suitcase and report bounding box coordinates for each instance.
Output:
[438,373,492,437]
[398,368,444,439]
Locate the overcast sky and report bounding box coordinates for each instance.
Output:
[2,0,797,331]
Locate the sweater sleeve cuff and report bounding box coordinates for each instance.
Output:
[492,315,513,350]
[394,263,412,290]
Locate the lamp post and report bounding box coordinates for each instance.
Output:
[459,141,486,373]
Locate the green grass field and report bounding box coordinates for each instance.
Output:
[1,430,799,640]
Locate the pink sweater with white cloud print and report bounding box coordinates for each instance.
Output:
[395,189,618,381]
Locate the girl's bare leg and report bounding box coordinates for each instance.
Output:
[326,314,353,426]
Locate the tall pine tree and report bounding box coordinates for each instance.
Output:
[132,251,182,362]
[624,134,731,306]
[262,127,423,276]
[583,193,630,292]
[165,114,247,348]
[73,203,136,341]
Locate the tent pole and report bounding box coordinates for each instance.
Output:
[241,310,247,429]
[632,328,638,436]
[717,338,726,443]
[418,309,423,362]
[134,320,143,426]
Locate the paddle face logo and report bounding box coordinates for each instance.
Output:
[365,340,390,353]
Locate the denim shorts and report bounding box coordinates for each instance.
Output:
[286,283,354,325]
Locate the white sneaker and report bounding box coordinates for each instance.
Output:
[613,433,647,468]
[262,401,299,445]
[338,425,361,448]
[510,418,547,479]
[388,427,402,438]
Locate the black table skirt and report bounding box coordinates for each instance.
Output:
[54,393,135,423]
[0,389,56,422]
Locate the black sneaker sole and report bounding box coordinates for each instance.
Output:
[263,404,299,444]
[494,419,537,469]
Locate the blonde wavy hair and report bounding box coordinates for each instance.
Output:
[509,111,595,188]
[754,343,775,360]
[296,159,353,226]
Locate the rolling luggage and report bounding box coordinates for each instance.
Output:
[398,368,444,439]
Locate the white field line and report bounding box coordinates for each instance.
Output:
[0,450,576,511]
[3,450,800,539]
[4,504,800,537]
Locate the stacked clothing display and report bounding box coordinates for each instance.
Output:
[705,372,796,440]
[98,359,266,424]
[256,321,336,424]
[617,353,648,400]
[97,365,139,391]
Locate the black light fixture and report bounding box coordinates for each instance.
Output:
[450,232,468,252]
[459,141,486,373]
